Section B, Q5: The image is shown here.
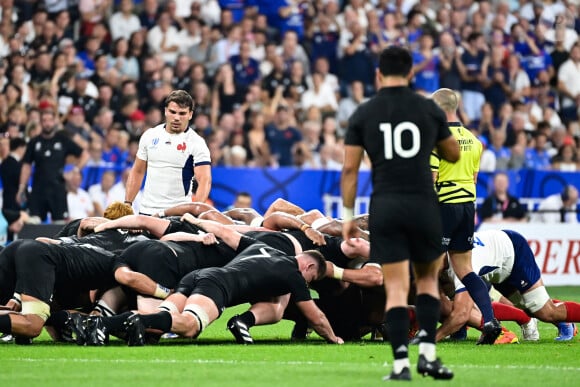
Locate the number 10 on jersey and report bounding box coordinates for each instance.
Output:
[380,122,420,159]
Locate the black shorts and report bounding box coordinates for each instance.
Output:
[439,202,475,252]
[28,184,68,222]
[175,271,227,312]
[14,240,58,303]
[369,193,443,264]
[116,240,181,289]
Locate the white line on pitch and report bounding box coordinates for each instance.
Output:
[6,358,580,372]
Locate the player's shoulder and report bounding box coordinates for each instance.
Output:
[141,124,165,138]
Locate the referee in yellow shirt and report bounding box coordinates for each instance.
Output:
[431,88,502,345]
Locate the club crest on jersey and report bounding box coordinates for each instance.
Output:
[177,142,187,152]
[152,138,159,147]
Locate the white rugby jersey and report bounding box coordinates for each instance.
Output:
[137,124,211,214]
[451,230,515,292]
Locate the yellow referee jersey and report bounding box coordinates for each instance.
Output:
[430,122,482,204]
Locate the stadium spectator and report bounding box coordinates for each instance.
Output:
[457,32,488,122]
[109,0,142,41]
[265,104,302,167]
[524,132,552,169]
[479,172,527,223]
[65,166,95,219]
[88,169,117,217]
[551,142,580,171]
[147,11,181,65]
[0,137,26,212]
[532,185,579,223]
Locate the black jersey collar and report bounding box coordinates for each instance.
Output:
[448,121,462,127]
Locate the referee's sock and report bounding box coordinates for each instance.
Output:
[461,272,494,323]
[385,307,410,373]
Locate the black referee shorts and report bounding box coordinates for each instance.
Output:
[440,202,475,252]
[369,193,443,265]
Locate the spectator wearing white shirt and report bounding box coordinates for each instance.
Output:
[88,170,116,217]
[336,80,367,137]
[306,57,339,94]
[147,11,181,65]
[532,185,579,223]
[65,167,95,220]
[301,72,338,113]
[109,0,142,41]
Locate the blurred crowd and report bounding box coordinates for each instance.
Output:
[1,0,580,177]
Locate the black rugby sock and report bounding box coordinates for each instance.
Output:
[0,315,11,334]
[45,310,70,329]
[237,311,256,328]
[139,311,172,332]
[385,307,409,360]
[103,311,134,332]
[415,294,440,344]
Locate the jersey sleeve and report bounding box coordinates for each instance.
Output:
[289,273,312,302]
[191,134,211,166]
[430,149,441,173]
[62,135,84,158]
[473,137,483,173]
[136,130,150,161]
[22,140,35,164]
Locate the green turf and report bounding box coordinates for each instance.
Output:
[2,287,580,386]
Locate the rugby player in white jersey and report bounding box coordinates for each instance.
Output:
[124,90,211,215]
[448,229,580,341]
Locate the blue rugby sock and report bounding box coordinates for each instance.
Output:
[461,272,494,323]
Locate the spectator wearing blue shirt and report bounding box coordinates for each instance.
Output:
[457,32,489,122]
[219,0,246,23]
[412,33,440,94]
[484,46,510,114]
[337,19,374,95]
[265,105,302,166]
[525,132,552,169]
[229,40,260,88]
[308,15,340,74]
[489,129,512,170]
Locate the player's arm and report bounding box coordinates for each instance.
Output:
[77,216,109,237]
[436,290,473,342]
[262,211,326,246]
[263,198,306,218]
[193,164,212,203]
[341,145,364,242]
[125,158,147,204]
[154,202,216,218]
[327,262,383,287]
[160,232,217,245]
[296,300,344,344]
[180,214,244,249]
[114,266,171,299]
[436,136,460,163]
[94,214,170,238]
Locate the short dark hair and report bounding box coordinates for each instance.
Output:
[164,90,194,111]
[378,46,413,78]
[9,137,26,151]
[302,249,327,280]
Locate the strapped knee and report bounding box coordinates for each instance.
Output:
[183,304,210,337]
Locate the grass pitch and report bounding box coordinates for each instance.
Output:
[2,287,580,387]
